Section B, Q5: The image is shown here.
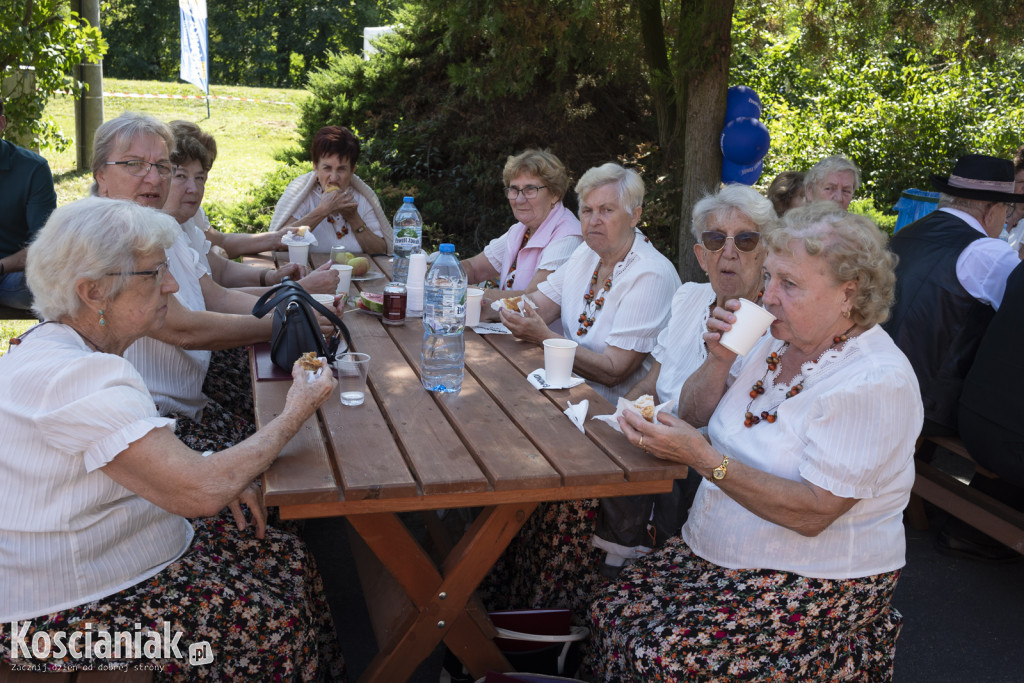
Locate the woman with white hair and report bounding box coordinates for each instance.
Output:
[804,155,861,210]
[0,197,344,679]
[499,162,680,402]
[483,163,679,622]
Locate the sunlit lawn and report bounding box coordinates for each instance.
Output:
[2,79,308,354]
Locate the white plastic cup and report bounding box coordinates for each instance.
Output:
[336,352,370,406]
[543,338,578,387]
[288,243,310,267]
[718,298,776,356]
[331,264,353,295]
[407,251,428,285]
[465,287,484,327]
[311,293,335,310]
[407,284,424,314]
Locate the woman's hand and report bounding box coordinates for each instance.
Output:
[704,298,742,364]
[316,186,352,215]
[618,409,711,470]
[284,357,337,419]
[298,262,340,295]
[499,304,557,345]
[270,262,308,284]
[227,483,267,539]
[337,190,361,223]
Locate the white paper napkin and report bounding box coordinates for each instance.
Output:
[564,399,589,433]
[281,231,318,247]
[469,322,512,335]
[528,368,586,390]
[491,293,538,316]
[593,396,675,433]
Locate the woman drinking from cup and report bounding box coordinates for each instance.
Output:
[588,203,923,681]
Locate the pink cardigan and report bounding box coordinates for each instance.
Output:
[500,202,581,289]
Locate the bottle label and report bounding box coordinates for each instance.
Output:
[394,230,421,251]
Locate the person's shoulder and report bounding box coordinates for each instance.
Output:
[1,139,51,170]
[851,326,920,386]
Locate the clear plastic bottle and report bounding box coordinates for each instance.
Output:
[392,196,423,283]
[421,243,467,394]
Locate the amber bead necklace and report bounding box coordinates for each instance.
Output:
[742,323,856,427]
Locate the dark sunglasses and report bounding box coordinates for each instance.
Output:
[700,231,760,253]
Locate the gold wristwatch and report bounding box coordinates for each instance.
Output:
[354,224,366,233]
[712,456,729,481]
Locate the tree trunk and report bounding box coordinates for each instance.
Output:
[675,0,734,283]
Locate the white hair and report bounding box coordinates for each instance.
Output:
[575,163,645,213]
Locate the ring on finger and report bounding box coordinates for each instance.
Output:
[638,435,644,450]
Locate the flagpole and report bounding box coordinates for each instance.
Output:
[205,49,210,119]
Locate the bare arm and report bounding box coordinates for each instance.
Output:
[625,361,661,402]
[206,227,288,260]
[0,247,28,272]
[463,252,499,286]
[480,268,554,318]
[102,361,335,520]
[620,410,857,536]
[677,301,740,428]
[147,295,272,350]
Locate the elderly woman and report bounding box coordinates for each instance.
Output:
[463,149,582,310]
[270,125,391,255]
[500,162,680,402]
[91,112,332,451]
[163,120,337,294]
[0,197,344,679]
[767,170,806,216]
[588,202,923,681]
[598,185,778,572]
[804,155,860,210]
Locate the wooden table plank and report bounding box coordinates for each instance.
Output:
[387,321,562,492]
[464,332,625,487]
[482,332,690,481]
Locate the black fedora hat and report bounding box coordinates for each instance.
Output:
[931,154,1024,203]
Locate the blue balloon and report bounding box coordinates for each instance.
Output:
[720,117,770,165]
[721,158,764,186]
[726,85,762,121]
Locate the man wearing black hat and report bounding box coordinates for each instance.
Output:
[0,96,57,311]
[885,154,1024,436]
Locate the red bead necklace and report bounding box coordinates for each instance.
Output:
[326,215,349,239]
[577,262,612,336]
[742,324,856,427]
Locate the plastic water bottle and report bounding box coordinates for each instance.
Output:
[421,243,467,394]
[392,196,423,283]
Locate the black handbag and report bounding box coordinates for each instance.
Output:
[251,278,353,372]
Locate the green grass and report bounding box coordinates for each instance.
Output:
[2,79,309,354]
[43,78,309,208]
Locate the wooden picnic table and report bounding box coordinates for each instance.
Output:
[251,252,688,682]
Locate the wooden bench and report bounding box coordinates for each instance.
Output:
[0,659,152,682]
[907,434,1024,554]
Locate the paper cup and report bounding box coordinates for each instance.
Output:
[465,287,484,327]
[543,338,578,387]
[311,293,335,310]
[718,298,775,356]
[331,264,353,295]
[407,251,428,285]
[288,243,310,267]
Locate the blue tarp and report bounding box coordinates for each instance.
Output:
[893,189,940,232]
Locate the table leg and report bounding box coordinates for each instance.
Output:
[349,501,538,683]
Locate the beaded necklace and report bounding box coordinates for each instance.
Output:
[577,262,612,337]
[326,214,349,239]
[742,324,856,427]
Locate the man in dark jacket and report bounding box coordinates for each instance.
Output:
[0,97,57,310]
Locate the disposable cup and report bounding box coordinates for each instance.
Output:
[718,298,775,356]
[331,264,353,295]
[311,293,336,311]
[336,352,370,406]
[288,243,310,267]
[465,287,484,327]
[407,251,428,286]
[543,338,578,387]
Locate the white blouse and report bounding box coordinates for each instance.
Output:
[681,325,924,579]
[180,207,214,276]
[651,282,715,413]
[538,231,681,402]
[124,230,212,420]
[288,182,386,254]
[0,323,191,621]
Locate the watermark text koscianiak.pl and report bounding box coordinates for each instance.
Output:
[8,620,213,667]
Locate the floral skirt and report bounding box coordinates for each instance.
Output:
[585,536,902,682]
[481,499,608,623]
[0,515,345,682]
[174,347,256,452]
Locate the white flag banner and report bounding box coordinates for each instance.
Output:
[179,0,209,93]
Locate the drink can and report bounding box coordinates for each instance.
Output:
[382,281,407,326]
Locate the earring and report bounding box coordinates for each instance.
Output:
[99,309,106,326]
[842,309,851,319]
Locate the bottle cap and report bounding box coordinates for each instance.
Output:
[439,243,455,253]
[403,196,415,203]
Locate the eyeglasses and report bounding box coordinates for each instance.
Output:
[105,160,173,179]
[700,231,761,252]
[105,261,170,281]
[504,185,547,200]
[1004,203,1016,212]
